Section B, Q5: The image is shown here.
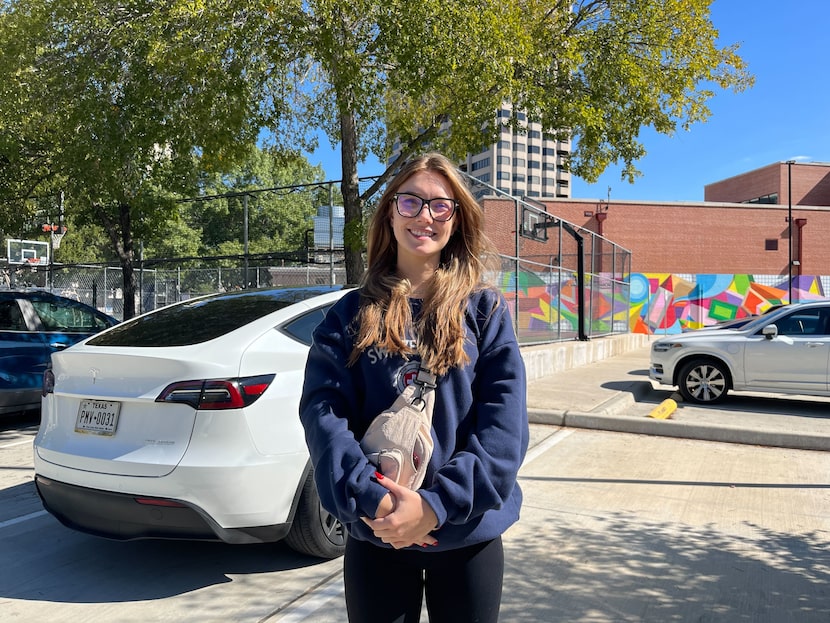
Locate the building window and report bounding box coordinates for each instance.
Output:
[746,193,779,204]
[513,158,525,167]
[497,171,511,181]
[527,175,540,185]
[477,173,491,183]
[471,157,490,171]
[513,174,525,182]
[497,140,510,149]
[542,147,556,156]
[526,190,540,197]
[765,239,779,251]
[528,130,541,139]
[527,145,540,154]
[528,160,540,169]
[498,109,511,118]
[497,155,510,165]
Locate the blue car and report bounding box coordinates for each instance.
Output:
[0,290,117,415]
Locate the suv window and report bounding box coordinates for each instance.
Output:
[774,308,830,336]
[0,301,26,331]
[30,299,111,332]
[280,305,333,345]
[88,287,341,347]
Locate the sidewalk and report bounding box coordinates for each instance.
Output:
[526,342,830,452]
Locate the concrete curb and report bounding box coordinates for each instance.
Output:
[528,383,830,453]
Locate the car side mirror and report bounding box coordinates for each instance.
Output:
[762,324,778,340]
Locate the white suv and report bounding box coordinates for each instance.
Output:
[33,286,349,559]
[650,300,830,404]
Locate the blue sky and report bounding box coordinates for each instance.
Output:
[305,0,830,202]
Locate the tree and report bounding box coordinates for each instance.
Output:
[189,147,329,258]
[264,0,751,283]
[0,1,277,318]
[1,0,752,291]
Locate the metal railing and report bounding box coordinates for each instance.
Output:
[1,174,633,344]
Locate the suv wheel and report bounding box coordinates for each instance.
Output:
[678,358,729,404]
[285,469,346,559]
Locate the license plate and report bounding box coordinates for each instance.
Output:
[75,400,121,436]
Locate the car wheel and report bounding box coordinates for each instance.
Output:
[285,469,346,559]
[678,358,729,404]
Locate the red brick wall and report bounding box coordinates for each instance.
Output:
[481,196,830,276]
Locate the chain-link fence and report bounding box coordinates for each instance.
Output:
[1,174,633,344]
[467,175,632,344]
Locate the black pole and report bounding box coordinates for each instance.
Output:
[560,221,588,341]
[786,160,794,304]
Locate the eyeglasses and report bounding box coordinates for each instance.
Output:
[393,192,457,222]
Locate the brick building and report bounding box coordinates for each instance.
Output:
[481,161,830,277]
[704,161,830,206]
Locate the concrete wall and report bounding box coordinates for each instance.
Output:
[520,332,651,382]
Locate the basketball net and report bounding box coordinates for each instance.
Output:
[43,224,67,250]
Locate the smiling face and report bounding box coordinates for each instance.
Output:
[390,170,458,277]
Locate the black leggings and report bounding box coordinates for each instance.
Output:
[343,535,504,623]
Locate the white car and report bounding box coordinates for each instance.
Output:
[650,300,830,404]
[33,285,349,559]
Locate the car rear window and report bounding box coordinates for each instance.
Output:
[87,287,340,347]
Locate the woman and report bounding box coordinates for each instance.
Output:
[299,152,528,622]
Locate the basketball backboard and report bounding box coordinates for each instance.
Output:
[6,239,49,265]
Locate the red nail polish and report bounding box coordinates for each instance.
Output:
[374,471,384,480]
[431,541,439,546]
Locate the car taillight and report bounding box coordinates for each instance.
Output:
[42,368,55,397]
[155,374,275,410]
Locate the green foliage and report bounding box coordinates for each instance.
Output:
[0,0,752,290]
[190,148,329,256]
[55,221,114,264]
[0,1,275,315]
[260,0,751,280]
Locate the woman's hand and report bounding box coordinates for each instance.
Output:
[361,473,439,549]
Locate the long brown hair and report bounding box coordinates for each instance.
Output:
[348,152,499,376]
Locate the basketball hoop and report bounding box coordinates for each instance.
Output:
[25,257,41,265]
[43,224,68,249]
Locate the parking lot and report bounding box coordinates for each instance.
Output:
[3,397,829,622]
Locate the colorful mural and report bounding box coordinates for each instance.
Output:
[499,270,829,341]
[499,270,629,343]
[630,274,828,335]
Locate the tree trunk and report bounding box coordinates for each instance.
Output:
[97,202,137,320]
[340,109,365,286]
[120,254,137,320]
[116,203,137,320]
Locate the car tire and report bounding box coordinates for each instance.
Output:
[678,358,729,404]
[285,469,346,559]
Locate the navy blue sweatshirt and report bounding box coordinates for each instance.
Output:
[299,286,528,552]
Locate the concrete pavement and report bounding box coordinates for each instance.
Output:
[510,336,830,621]
[525,339,830,452]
